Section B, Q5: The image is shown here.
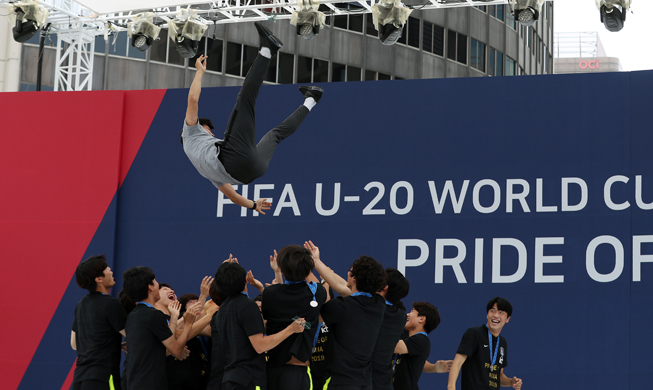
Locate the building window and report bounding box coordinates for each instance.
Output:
[365,70,391,81]
[333,5,365,33]
[447,30,467,65]
[407,17,420,48]
[298,55,330,83]
[488,48,504,76]
[475,5,487,12]
[366,13,377,36]
[489,5,505,21]
[332,63,361,82]
[470,39,486,73]
[206,38,223,73]
[505,56,516,76]
[277,52,294,84]
[506,10,517,30]
[225,42,242,76]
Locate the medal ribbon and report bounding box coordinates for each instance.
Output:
[487,326,500,372]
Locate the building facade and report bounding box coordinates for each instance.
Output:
[554,31,621,74]
[11,2,554,91]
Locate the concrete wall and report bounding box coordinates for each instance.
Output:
[0,4,21,92]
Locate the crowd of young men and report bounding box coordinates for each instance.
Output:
[71,246,522,390]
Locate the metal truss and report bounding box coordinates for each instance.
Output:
[53,26,95,90]
[1,0,550,90]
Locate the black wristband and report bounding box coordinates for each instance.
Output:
[251,200,257,210]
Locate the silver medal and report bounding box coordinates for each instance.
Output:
[310,300,318,307]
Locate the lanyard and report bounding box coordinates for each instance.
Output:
[487,326,500,372]
[313,322,322,347]
[308,281,318,307]
[284,280,304,284]
[385,300,393,306]
[415,332,427,336]
[241,291,249,298]
[136,302,153,308]
[351,292,372,297]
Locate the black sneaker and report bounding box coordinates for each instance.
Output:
[299,86,324,103]
[254,22,283,54]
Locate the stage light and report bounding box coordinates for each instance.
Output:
[371,0,412,46]
[7,0,49,43]
[509,0,543,27]
[597,0,631,32]
[127,13,161,52]
[290,0,326,40]
[167,9,209,58]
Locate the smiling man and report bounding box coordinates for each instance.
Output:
[447,297,522,390]
[71,255,127,390]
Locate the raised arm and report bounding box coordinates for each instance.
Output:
[162,310,196,357]
[218,183,272,214]
[248,318,306,354]
[447,353,468,390]
[423,360,453,373]
[70,330,76,350]
[186,55,207,127]
[304,240,351,297]
[197,276,214,309]
[270,250,284,284]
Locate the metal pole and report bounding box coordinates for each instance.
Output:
[36,24,50,91]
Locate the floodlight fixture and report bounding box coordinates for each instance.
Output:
[371,0,412,46]
[290,0,326,40]
[127,13,161,52]
[597,0,631,32]
[509,0,543,27]
[168,9,209,58]
[7,0,49,43]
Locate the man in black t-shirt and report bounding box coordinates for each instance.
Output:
[447,297,523,390]
[304,240,388,390]
[122,266,197,390]
[213,260,306,390]
[373,268,410,390]
[392,302,442,390]
[71,255,127,390]
[262,245,327,390]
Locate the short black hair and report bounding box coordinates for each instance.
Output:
[214,262,247,297]
[350,255,387,294]
[413,301,441,334]
[209,280,226,305]
[198,118,214,129]
[253,294,263,303]
[178,293,199,315]
[278,245,314,282]
[122,266,156,302]
[486,297,513,317]
[118,289,136,314]
[159,283,172,290]
[76,255,108,293]
[384,268,409,304]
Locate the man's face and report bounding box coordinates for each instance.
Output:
[158,286,177,306]
[202,124,215,137]
[405,308,422,331]
[346,267,355,290]
[98,266,115,289]
[185,299,198,312]
[151,279,161,303]
[486,303,510,334]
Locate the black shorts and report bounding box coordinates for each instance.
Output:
[267,365,312,390]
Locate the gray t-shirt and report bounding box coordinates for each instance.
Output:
[182,121,240,189]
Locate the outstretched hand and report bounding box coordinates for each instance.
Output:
[247,270,265,293]
[304,240,320,262]
[199,276,214,298]
[269,250,279,272]
[223,254,238,264]
[434,360,453,373]
[168,301,181,319]
[254,198,272,215]
[195,54,207,73]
